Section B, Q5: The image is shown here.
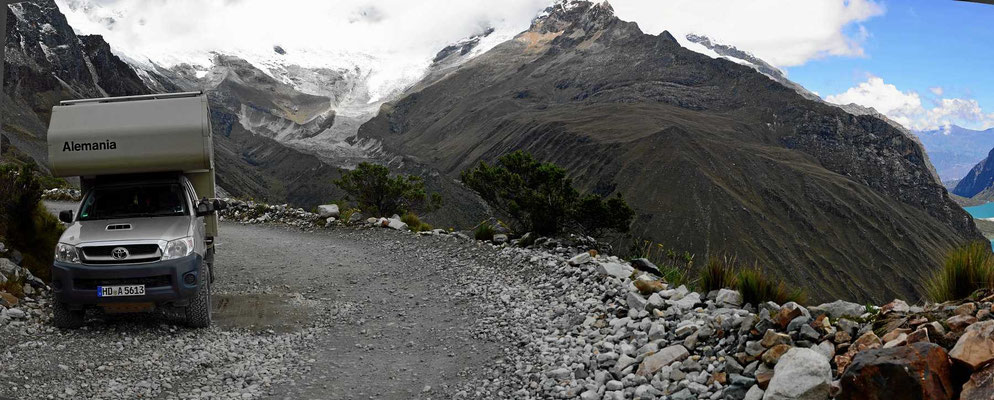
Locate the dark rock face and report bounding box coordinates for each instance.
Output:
[838,343,955,400]
[356,0,983,302]
[78,34,150,97]
[1,1,347,209]
[2,0,151,167]
[953,146,994,200]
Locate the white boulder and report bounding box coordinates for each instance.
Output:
[317,204,340,218]
[763,348,831,400]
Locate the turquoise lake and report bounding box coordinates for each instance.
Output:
[964,202,994,247]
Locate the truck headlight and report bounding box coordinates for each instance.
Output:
[162,237,196,260]
[56,243,80,264]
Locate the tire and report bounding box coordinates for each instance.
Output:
[185,262,212,328]
[52,302,84,329]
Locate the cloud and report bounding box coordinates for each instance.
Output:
[609,0,885,67]
[55,0,551,97]
[825,76,994,131]
[930,86,944,96]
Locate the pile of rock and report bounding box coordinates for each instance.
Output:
[444,239,994,400]
[40,187,81,201]
[0,251,49,329]
[218,199,326,229]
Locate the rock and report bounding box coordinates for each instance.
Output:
[814,341,835,362]
[835,331,882,375]
[667,292,701,311]
[716,288,743,307]
[810,300,865,319]
[956,302,978,316]
[7,308,26,319]
[569,252,592,265]
[745,385,764,400]
[905,327,930,344]
[763,348,831,400]
[881,328,911,343]
[837,342,954,400]
[962,363,994,400]
[348,212,364,224]
[633,280,665,295]
[596,262,633,279]
[316,204,339,218]
[881,299,910,314]
[627,292,648,312]
[636,345,689,376]
[946,314,978,332]
[800,324,821,342]
[950,320,994,370]
[0,291,17,307]
[755,363,774,389]
[630,258,658,275]
[775,305,803,329]
[386,219,409,231]
[787,316,811,332]
[761,330,791,348]
[762,344,792,365]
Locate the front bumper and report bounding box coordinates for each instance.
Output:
[52,254,203,309]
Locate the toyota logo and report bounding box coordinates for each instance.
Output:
[111,247,130,260]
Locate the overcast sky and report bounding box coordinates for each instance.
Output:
[55,0,994,132]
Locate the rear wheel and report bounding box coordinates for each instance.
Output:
[52,302,84,329]
[185,263,212,328]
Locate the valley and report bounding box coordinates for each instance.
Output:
[2,0,990,304]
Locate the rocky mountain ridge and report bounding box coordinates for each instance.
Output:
[355,0,982,303]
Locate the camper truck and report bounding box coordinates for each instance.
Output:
[47,91,225,328]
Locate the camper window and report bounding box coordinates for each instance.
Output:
[79,184,189,221]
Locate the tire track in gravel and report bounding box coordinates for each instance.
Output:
[3,206,512,400]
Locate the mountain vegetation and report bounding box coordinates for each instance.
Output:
[356,1,982,302]
[461,151,634,236]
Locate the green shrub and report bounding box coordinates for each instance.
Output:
[0,164,65,282]
[460,151,634,236]
[927,242,994,302]
[736,267,806,306]
[700,255,738,293]
[475,223,496,241]
[401,212,433,232]
[334,162,441,217]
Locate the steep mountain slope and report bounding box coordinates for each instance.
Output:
[918,125,994,182]
[2,0,347,208]
[357,1,982,303]
[953,147,994,202]
[1,0,148,166]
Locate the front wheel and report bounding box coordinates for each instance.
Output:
[185,263,212,328]
[52,302,85,329]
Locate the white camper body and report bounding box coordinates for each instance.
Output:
[47,92,219,237]
[46,91,221,329]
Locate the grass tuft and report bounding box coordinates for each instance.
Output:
[474,222,496,241]
[699,255,738,293]
[401,212,433,232]
[736,266,806,306]
[927,242,994,302]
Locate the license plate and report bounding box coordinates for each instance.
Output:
[97,285,146,297]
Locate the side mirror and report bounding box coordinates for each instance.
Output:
[59,210,74,224]
[195,198,214,217]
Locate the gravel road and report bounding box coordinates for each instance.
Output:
[1,202,513,399]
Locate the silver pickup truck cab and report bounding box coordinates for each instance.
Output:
[47,92,223,328]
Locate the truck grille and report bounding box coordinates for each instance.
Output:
[79,244,161,265]
[74,275,171,290]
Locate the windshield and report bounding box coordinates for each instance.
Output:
[78,183,189,221]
